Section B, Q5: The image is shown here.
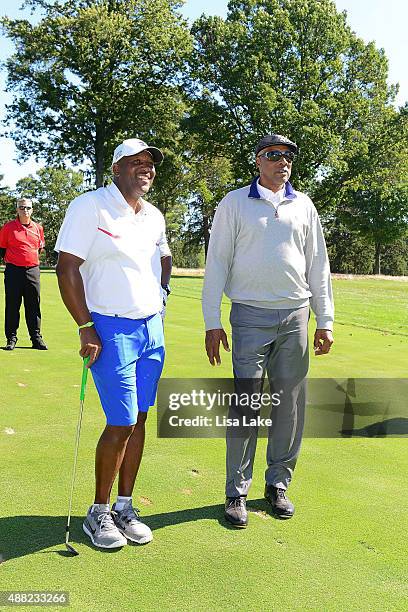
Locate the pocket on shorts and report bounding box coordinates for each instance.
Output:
[90,311,120,342]
[146,313,165,349]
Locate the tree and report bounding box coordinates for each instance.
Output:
[323,217,375,274]
[187,0,395,199]
[333,106,408,274]
[325,224,408,276]
[2,0,192,187]
[15,167,85,263]
[184,155,234,257]
[0,175,15,228]
[382,236,408,277]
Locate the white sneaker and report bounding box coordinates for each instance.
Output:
[83,506,127,549]
[112,501,153,544]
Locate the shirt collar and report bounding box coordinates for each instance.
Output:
[107,181,146,214]
[16,217,34,228]
[256,179,284,204]
[248,176,297,201]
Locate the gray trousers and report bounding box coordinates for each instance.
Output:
[226,303,309,497]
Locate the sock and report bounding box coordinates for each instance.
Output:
[91,503,109,513]
[115,496,132,512]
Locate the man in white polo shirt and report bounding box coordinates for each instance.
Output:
[55,138,171,549]
[202,134,334,528]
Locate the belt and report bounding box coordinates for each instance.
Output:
[5,262,39,270]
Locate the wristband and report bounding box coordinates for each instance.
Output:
[78,321,94,330]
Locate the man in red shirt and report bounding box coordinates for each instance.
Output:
[0,198,48,350]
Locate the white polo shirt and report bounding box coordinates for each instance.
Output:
[55,182,171,319]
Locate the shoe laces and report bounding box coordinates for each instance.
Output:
[95,511,117,532]
[228,497,245,509]
[276,488,287,499]
[116,504,141,525]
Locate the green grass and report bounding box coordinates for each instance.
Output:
[0,273,407,611]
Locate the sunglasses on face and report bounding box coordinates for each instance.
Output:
[258,150,295,163]
[18,206,32,211]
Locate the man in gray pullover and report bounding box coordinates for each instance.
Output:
[202,134,334,528]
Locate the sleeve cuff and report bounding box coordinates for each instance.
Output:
[315,315,334,331]
[204,317,223,331]
[159,247,172,257]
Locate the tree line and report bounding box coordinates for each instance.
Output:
[1,0,407,274]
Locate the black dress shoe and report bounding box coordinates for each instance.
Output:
[224,496,248,528]
[31,337,48,350]
[4,337,17,351]
[264,484,294,519]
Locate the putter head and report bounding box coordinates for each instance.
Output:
[65,542,79,556]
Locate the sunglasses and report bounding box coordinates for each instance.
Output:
[258,150,295,163]
[18,206,32,211]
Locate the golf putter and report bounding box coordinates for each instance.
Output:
[65,356,90,556]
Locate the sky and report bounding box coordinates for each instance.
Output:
[1,0,407,188]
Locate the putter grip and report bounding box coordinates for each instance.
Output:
[80,356,90,401]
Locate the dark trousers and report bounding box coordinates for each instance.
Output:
[4,263,42,341]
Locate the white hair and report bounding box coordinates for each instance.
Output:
[16,198,33,207]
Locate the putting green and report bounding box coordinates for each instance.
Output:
[0,273,407,611]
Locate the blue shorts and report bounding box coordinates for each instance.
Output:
[90,312,165,426]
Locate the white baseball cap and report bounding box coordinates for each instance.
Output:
[111,138,164,167]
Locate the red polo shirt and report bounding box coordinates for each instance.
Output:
[0,219,45,267]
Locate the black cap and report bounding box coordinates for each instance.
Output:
[255,134,298,156]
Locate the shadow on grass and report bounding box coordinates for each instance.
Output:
[0,499,273,561]
[2,346,33,350]
[341,417,408,436]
